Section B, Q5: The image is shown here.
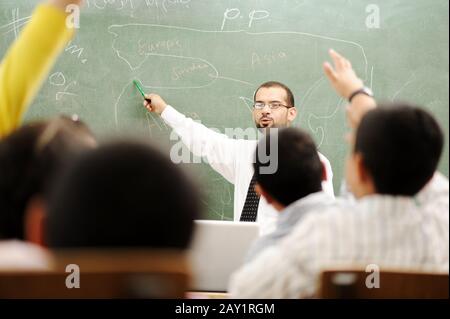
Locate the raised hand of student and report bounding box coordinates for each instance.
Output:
[144,94,168,115]
[323,49,376,129]
[323,49,363,99]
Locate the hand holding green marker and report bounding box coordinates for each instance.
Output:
[133,80,151,105]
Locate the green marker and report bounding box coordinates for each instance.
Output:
[133,80,151,103]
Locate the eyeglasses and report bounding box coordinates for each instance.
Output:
[253,102,293,110]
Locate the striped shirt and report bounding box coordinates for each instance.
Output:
[229,173,449,298]
[245,191,336,262]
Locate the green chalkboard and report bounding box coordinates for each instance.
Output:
[1,0,448,220]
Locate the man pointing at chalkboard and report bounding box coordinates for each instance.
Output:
[144,82,334,235]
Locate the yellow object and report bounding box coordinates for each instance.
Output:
[0,4,74,138]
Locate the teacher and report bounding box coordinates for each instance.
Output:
[144,81,334,235]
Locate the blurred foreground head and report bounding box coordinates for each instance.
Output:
[0,115,96,241]
[47,141,200,249]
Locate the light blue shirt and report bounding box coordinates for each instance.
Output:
[245,191,336,262]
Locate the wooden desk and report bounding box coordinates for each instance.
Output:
[186,291,230,299]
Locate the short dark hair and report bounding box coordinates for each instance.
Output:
[253,128,323,206]
[0,116,95,240]
[46,141,200,249]
[254,81,295,107]
[355,103,444,196]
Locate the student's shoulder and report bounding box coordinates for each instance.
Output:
[274,205,354,262]
[293,200,357,231]
[419,171,449,199]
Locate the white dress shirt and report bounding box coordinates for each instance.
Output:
[229,173,449,298]
[161,105,335,235]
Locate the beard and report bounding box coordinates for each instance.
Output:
[256,116,274,129]
[255,117,288,129]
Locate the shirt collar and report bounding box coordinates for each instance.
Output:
[278,191,335,224]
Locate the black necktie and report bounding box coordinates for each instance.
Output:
[239,174,260,222]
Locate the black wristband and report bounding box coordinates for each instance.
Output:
[348,87,373,103]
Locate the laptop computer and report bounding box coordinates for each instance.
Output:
[188,220,260,292]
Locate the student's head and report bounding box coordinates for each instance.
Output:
[253,81,297,129]
[0,115,96,243]
[253,128,325,211]
[346,103,444,198]
[46,141,200,249]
